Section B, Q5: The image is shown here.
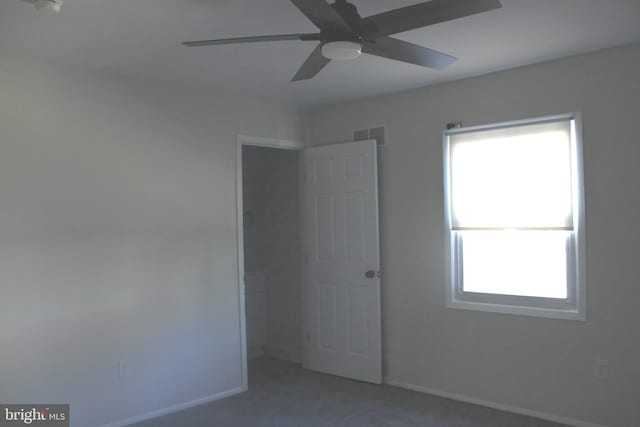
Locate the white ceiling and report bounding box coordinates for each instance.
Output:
[1,0,640,106]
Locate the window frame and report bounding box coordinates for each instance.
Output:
[443,113,586,321]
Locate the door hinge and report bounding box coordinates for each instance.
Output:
[365,270,382,279]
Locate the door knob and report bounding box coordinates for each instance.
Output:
[365,270,376,279]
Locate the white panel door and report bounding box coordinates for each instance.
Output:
[302,140,381,384]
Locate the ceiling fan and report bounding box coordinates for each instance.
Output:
[182,0,502,81]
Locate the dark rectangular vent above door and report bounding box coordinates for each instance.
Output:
[353,126,387,147]
[353,129,369,142]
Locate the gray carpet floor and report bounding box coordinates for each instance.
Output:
[132,357,567,427]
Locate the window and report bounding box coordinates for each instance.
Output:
[443,114,586,320]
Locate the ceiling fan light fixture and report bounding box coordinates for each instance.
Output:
[321,41,362,61]
[33,0,63,13]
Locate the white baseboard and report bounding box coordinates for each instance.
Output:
[99,387,244,427]
[266,344,302,364]
[384,380,605,427]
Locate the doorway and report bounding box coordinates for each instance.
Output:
[236,135,382,391]
[236,136,304,389]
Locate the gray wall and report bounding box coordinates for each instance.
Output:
[242,146,301,362]
[303,43,640,427]
[0,55,301,427]
[2,38,638,427]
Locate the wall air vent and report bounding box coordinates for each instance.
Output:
[353,126,387,147]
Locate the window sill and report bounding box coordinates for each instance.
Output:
[446,299,586,321]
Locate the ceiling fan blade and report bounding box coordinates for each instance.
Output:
[292,44,331,81]
[182,33,321,47]
[363,36,457,69]
[289,0,353,32]
[362,0,502,37]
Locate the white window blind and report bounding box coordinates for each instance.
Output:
[449,120,573,230]
[443,114,586,320]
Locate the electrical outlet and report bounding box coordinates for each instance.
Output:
[119,359,131,378]
[594,358,609,381]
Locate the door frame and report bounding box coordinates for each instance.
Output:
[235,134,305,391]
